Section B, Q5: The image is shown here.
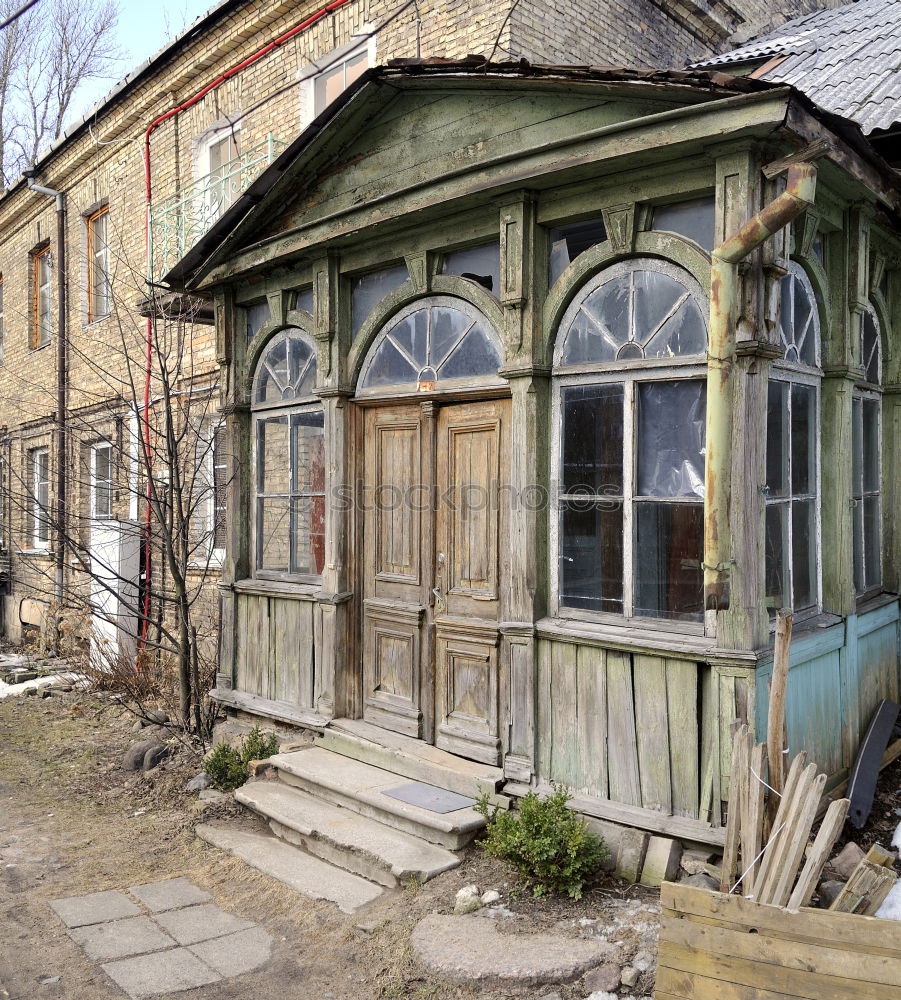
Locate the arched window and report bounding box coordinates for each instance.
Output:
[358,297,502,394]
[853,304,882,595]
[765,262,821,616]
[252,329,324,579]
[553,259,708,623]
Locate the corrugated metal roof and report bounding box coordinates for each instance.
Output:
[695,0,901,134]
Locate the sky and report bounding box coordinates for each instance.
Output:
[72,0,217,121]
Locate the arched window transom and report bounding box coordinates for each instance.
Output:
[556,259,707,367]
[359,297,502,393]
[251,328,324,579]
[254,328,317,407]
[861,304,881,385]
[778,262,820,368]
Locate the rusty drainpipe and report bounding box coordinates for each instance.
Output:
[704,162,818,612]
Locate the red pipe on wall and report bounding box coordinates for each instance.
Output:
[139,0,354,643]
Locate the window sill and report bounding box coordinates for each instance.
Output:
[234,577,321,600]
[535,615,756,667]
[28,342,52,353]
[856,591,899,617]
[85,314,111,328]
[18,548,53,557]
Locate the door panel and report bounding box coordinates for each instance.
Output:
[362,405,427,736]
[434,400,509,763]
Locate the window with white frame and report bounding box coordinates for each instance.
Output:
[852,304,882,596]
[764,261,822,616]
[300,33,373,126]
[90,442,113,520]
[252,329,324,579]
[87,206,110,322]
[31,447,50,548]
[197,125,240,225]
[553,259,709,624]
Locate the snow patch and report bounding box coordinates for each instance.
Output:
[875,879,901,920]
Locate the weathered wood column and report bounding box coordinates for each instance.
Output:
[498,193,547,780]
[313,253,354,720]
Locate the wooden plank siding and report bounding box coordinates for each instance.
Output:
[235,591,317,710]
[536,638,701,821]
[755,600,900,787]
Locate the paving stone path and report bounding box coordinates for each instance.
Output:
[50,877,271,998]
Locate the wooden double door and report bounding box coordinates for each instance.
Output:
[361,398,509,764]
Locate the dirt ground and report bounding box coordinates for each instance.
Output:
[0,687,660,1000]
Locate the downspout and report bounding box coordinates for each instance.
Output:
[24,172,67,609]
[704,162,817,611]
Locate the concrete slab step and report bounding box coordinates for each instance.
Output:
[235,781,461,888]
[195,823,382,915]
[269,746,486,850]
[320,719,507,802]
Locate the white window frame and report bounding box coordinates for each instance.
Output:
[194,120,241,226]
[764,261,823,621]
[852,303,883,599]
[298,30,375,127]
[90,441,114,521]
[550,258,710,632]
[31,447,50,549]
[203,422,227,563]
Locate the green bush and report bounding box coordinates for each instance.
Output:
[475,785,608,900]
[241,725,280,763]
[205,742,248,792]
[205,726,280,792]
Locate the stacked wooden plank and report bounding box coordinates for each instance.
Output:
[656,882,901,1000]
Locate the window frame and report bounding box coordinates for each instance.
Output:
[764,260,823,621]
[299,32,374,126]
[195,122,241,227]
[89,441,114,522]
[204,422,228,562]
[550,257,710,632]
[251,329,324,583]
[852,303,883,600]
[30,447,50,549]
[86,205,110,323]
[32,245,51,350]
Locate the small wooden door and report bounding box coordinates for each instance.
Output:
[361,399,509,763]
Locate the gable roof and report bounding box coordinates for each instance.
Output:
[695,0,901,135]
[164,60,795,288]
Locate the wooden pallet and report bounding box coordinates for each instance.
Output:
[656,882,901,999]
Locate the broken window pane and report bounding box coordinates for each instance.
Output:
[292,287,314,315]
[293,411,325,494]
[559,263,706,365]
[765,503,789,613]
[441,242,501,295]
[651,196,715,251]
[561,384,623,496]
[351,263,409,337]
[861,307,880,384]
[258,497,291,572]
[792,499,817,609]
[548,217,607,288]
[243,300,270,344]
[360,302,501,390]
[636,380,706,498]
[560,499,623,613]
[766,380,789,497]
[634,502,703,621]
[790,383,815,496]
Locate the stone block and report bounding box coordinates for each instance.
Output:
[102,947,220,997]
[188,926,272,977]
[127,877,212,913]
[831,841,865,879]
[69,916,175,961]
[154,903,254,945]
[583,963,622,992]
[616,827,650,883]
[640,836,682,887]
[51,890,141,928]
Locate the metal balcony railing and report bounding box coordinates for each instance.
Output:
[149,134,288,279]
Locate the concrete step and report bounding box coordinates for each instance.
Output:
[195,823,383,914]
[269,746,486,850]
[320,719,507,803]
[236,781,461,888]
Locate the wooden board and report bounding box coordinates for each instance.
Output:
[634,654,672,813]
[607,651,641,807]
[657,883,901,999]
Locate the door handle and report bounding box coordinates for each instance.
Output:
[433,552,446,613]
